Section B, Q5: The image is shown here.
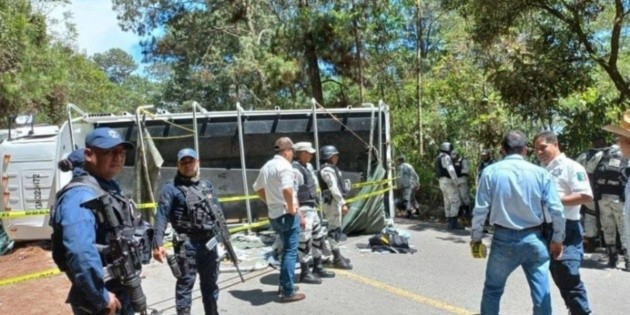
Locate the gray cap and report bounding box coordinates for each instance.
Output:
[293,142,316,153]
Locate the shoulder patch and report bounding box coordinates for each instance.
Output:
[576,172,587,182]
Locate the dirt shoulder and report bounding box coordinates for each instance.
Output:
[0,241,71,314]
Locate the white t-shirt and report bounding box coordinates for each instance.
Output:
[253,155,298,219]
[545,153,593,220]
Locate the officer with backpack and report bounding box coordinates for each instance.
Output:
[319,145,353,269]
[152,148,222,315]
[593,144,629,269]
[50,127,142,314]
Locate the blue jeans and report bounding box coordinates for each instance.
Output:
[271,213,300,296]
[175,238,220,314]
[481,227,551,315]
[550,220,590,314]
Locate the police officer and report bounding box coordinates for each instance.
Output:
[603,109,630,271]
[50,127,139,314]
[534,131,593,315]
[576,136,607,253]
[593,144,628,268]
[477,149,495,179]
[436,142,464,230]
[395,156,420,218]
[58,148,86,177]
[153,148,221,315]
[319,145,353,269]
[292,142,335,283]
[451,151,472,223]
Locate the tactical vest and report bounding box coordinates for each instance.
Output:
[50,175,142,271]
[594,147,629,199]
[318,164,349,197]
[435,152,450,178]
[453,158,464,177]
[293,161,317,205]
[173,181,216,237]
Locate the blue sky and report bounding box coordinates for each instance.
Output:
[49,0,144,64]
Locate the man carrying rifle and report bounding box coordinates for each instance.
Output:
[51,127,149,315]
[153,148,223,315]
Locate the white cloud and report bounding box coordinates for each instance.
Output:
[48,0,143,62]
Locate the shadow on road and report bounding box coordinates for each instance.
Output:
[228,288,279,306]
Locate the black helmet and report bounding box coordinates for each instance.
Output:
[440,142,452,152]
[320,145,339,161]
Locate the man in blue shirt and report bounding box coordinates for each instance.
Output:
[51,127,137,314]
[471,131,565,315]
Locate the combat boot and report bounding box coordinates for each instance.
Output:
[176,307,191,315]
[312,257,335,278]
[607,246,618,268]
[299,262,322,284]
[331,248,353,270]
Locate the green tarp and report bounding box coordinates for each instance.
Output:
[342,164,389,235]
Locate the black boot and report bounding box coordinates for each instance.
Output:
[177,308,191,315]
[299,262,322,284]
[312,257,335,278]
[331,248,353,269]
[607,246,618,268]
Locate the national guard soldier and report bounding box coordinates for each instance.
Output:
[436,142,464,230]
[319,145,353,269]
[477,149,495,179]
[451,151,472,223]
[292,142,336,283]
[576,136,608,253]
[395,155,420,218]
[593,144,629,269]
[603,109,630,272]
[153,148,222,315]
[50,127,151,315]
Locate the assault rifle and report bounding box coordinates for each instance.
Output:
[192,189,245,283]
[83,195,151,315]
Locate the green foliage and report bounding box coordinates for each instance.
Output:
[92,48,138,84]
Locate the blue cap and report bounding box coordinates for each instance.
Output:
[85,127,134,150]
[177,148,198,161]
[67,148,85,167]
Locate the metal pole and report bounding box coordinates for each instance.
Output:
[311,98,321,172]
[378,100,385,160]
[66,103,86,149]
[236,103,253,233]
[383,104,395,220]
[135,105,157,221]
[362,103,375,179]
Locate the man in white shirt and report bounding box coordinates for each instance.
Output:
[253,137,305,303]
[534,131,593,315]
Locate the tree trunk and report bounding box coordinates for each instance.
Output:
[300,0,324,105]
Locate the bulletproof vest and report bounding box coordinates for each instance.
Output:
[435,152,450,178]
[318,164,349,197]
[173,181,216,235]
[594,147,629,198]
[50,175,141,271]
[453,158,464,177]
[293,161,317,205]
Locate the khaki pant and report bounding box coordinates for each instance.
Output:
[439,177,460,218]
[599,194,626,250]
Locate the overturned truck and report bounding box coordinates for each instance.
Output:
[0,101,395,245]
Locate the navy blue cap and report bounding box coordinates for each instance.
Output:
[85,127,134,150]
[67,148,85,167]
[177,148,198,161]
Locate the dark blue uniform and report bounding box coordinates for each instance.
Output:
[154,175,221,315]
[51,176,135,314]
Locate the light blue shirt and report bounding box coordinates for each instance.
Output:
[471,154,566,243]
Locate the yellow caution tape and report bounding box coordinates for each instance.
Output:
[0,268,62,287]
[346,186,393,204]
[0,178,393,217]
[0,209,50,219]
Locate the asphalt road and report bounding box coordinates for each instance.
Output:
[141,218,630,315]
